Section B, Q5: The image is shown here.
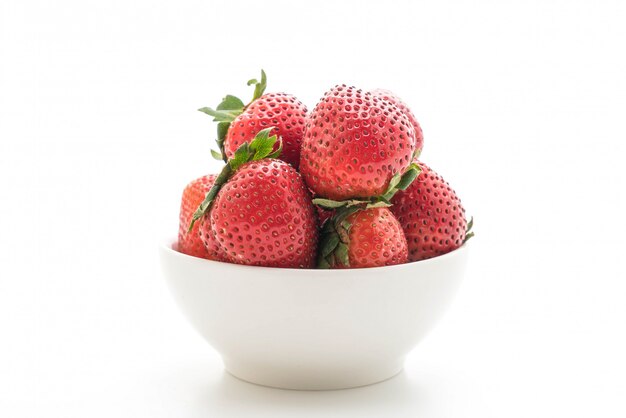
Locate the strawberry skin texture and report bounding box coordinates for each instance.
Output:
[344,208,408,268]
[206,159,319,268]
[372,89,424,154]
[178,175,227,260]
[299,85,416,200]
[225,93,307,168]
[390,162,467,261]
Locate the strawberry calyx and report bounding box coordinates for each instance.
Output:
[198,69,268,162]
[315,162,421,268]
[188,127,281,232]
[463,216,475,244]
[317,205,359,268]
[246,70,268,102]
[312,162,421,211]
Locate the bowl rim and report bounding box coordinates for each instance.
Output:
[161,238,469,274]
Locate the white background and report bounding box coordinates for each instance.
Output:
[1,0,625,416]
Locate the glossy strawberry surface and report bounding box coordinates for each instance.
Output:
[178,174,227,260]
[372,89,424,154]
[205,159,318,268]
[299,85,416,200]
[342,208,408,268]
[391,162,467,261]
[225,93,307,168]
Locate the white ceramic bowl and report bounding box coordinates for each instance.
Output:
[159,240,469,390]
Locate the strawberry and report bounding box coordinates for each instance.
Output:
[299,85,417,201]
[178,174,226,260]
[190,128,319,268]
[317,207,408,268]
[390,162,473,261]
[372,89,424,155]
[225,93,307,168]
[199,70,307,168]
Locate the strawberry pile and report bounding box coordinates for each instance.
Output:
[177,71,473,269]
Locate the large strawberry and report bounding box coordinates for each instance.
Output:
[199,70,307,168]
[372,89,424,155]
[317,207,408,268]
[299,85,417,200]
[189,128,319,268]
[178,174,227,260]
[390,162,473,261]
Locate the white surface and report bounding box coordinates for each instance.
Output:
[160,241,468,389]
[1,0,625,416]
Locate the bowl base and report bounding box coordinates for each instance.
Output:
[223,358,405,390]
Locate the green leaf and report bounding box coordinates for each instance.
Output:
[462,217,474,244]
[216,122,229,161]
[200,95,245,160]
[333,206,361,228]
[321,232,340,258]
[335,243,350,266]
[318,257,331,269]
[366,201,392,209]
[381,192,394,202]
[188,126,287,232]
[397,163,421,190]
[312,198,348,209]
[249,127,278,160]
[198,107,240,123]
[199,95,245,123]
[345,199,370,207]
[188,165,233,232]
[211,149,223,160]
[248,69,267,102]
[320,218,335,234]
[378,195,391,205]
[316,209,352,268]
[266,137,283,159]
[216,95,244,111]
[384,172,402,195]
[333,206,361,243]
[198,73,270,166]
[230,142,252,171]
[217,122,229,142]
[198,106,217,117]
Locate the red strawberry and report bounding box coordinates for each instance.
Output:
[390,162,471,261]
[178,175,227,260]
[225,93,307,168]
[190,128,319,268]
[207,159,318,267]
[299,85,417,200]
[372,89,424,155]
[199,70,307,168]
[318,207,408,268]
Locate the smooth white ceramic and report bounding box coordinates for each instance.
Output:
[159,240,469,390]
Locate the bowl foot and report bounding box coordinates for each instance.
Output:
[222,358,405,390]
